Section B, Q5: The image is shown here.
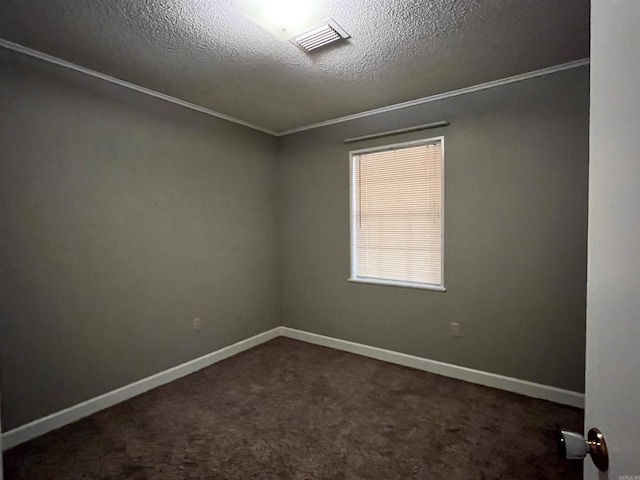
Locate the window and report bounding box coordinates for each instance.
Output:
[350,137,444,290]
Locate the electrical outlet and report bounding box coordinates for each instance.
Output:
[450,322,462,337]
[193,318,202,331]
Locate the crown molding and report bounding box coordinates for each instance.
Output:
[0,38,278,136]
[276,58,591,136]
[1,38,589,138]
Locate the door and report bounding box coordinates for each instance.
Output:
[586,1,640,478]
[1,392,3,480]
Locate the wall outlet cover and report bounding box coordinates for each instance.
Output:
[450,322,462,337]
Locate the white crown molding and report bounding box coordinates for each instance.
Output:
[0,38,278,136]
[276,58,591,136]
[1,37,589,138]
[280,327,585,408]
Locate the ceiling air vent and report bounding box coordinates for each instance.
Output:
[292,19,349,52]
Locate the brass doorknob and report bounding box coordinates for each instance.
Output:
[558,427,609,471]
[586,428,609,471]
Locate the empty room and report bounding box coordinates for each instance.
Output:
[1,1,639,479]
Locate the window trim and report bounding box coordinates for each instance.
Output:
[348,136,446,292]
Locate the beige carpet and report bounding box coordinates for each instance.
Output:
[4,337,583,479]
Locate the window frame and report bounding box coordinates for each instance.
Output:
[348,136,446,291]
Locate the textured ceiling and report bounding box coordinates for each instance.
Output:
[0,0,590,133]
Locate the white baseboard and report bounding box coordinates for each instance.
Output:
[279,327,585,409]
[2,325,584,451]
[1,327,281,451]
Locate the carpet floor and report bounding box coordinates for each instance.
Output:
[3,337,583,479]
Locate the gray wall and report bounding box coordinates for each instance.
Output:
[0,48,589,433]
[0,49,280,430]
[278,66,589,392]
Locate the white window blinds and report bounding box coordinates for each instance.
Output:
[351,138,444,289]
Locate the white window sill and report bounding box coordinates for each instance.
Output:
[348,277,446,292]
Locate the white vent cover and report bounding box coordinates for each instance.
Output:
[292,19,350,52]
